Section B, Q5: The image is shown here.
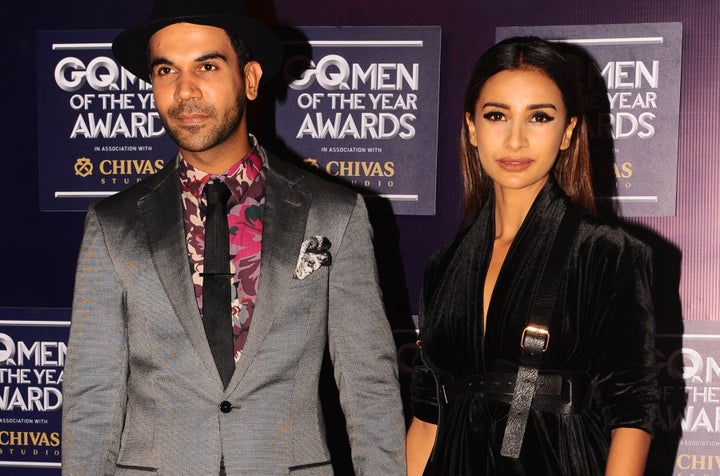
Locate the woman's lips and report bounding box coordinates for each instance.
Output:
[497,158,532,171]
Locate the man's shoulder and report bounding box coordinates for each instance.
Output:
[93,159,178,215]
[265,152,357,203]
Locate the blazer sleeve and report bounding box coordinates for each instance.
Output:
[62,205,128,475]
[326,194,407,474]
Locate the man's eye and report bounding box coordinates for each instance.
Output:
[482,111,505,121]
[200,63,217,72]
[155,66,171,76]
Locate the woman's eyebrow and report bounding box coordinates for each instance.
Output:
[481,102,558,111]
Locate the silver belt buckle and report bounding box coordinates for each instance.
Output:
[521,325,550,352]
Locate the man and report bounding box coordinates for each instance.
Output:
[61,0,406,474]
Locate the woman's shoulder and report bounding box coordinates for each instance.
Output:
[574,213,653,268]
[425,226,472,278]
[418,230,473,306]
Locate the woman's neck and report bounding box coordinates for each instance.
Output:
[492,182,544,242]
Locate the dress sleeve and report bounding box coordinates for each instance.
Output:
[410,349,439,424]
[410,257,441,424]
[595,245,658,434]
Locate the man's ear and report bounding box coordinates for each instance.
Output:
[244,61,263,100]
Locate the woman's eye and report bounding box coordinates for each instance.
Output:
[531,112,555,123]
[482,111,505,121]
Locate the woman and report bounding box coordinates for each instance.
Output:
[406,37,657,475]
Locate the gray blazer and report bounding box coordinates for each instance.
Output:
[61,150,406,475]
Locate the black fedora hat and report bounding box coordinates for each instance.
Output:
[112,0,283,83]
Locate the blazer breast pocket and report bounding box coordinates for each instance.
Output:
[285,268,326,316]
[288,460,333,475]
[115,463,159,474]
[289,265,329,289]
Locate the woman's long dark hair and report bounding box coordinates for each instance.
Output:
[460,36,595,224]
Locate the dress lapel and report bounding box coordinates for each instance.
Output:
[137,158,222,382]
[484,180,568,362]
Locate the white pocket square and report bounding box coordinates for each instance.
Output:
[294,235,332,280]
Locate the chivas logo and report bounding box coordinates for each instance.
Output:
[74,157,93,177]
[303,157,320,171]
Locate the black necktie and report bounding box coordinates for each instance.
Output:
[202,180,235,388]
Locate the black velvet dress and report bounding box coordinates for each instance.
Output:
[411,178,658,475]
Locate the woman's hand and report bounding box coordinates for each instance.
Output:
[605,427,652,476]
[406,417,438,476]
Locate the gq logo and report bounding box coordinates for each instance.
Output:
[74,157,93,177]
[285,54,349,91]
[284,54,419,92]
[0,333,14,364]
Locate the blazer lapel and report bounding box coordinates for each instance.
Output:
[227,155,311,390]
[137,159,221,382]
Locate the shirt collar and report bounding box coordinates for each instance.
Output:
[178,135,265,202]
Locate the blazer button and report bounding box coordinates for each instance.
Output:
[220,401,233,413]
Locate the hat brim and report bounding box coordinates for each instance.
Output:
[112,15,283,83]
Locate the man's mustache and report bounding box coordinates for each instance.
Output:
[167,102,215,117]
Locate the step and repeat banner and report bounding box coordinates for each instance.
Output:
[274,26,441,215]
[3,310,717,473]
[36,30,176,212]
[36,26,441,215]
[3,8,715,475]
[653,321,720,475]
[497,23,682,217]
[1,308,69,473]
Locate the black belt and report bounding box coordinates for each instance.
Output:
[440,372,590,415]
[499,204,584,457]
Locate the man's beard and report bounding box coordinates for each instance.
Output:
[161,92,246,153]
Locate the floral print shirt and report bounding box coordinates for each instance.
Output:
[179,143,265,362]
